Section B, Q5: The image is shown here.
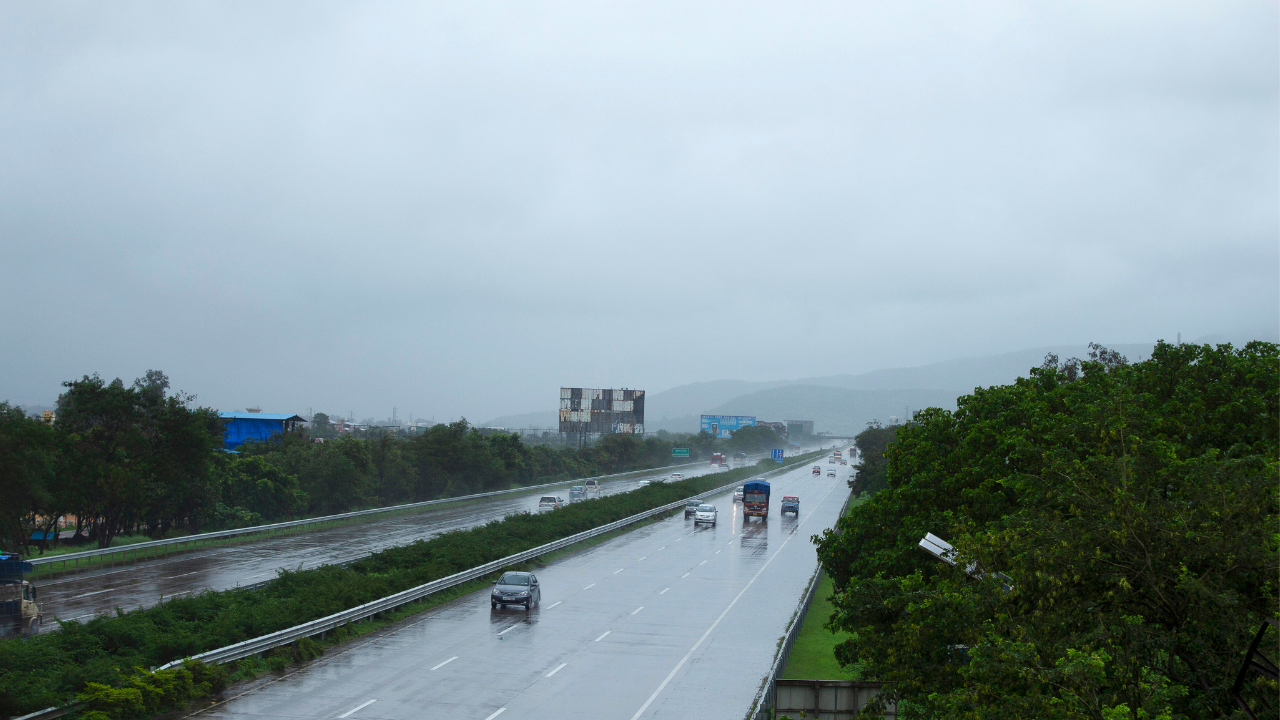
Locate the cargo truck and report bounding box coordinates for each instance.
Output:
[710,452,726,467]
[743,480,770,523]
[0,554,41,637]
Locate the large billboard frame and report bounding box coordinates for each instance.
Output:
[558,388,645,436]
[700,414,756,439]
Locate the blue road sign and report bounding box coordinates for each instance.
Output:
[770,448,784,463]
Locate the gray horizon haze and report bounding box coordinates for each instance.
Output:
[2,1,1276,422]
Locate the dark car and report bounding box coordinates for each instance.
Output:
[492,571,541,610]
[684,500,702,518]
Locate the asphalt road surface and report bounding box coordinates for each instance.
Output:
[195,460,850,720]
[36,463,733,627]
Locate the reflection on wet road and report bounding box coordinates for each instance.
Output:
[194,461,851,720]
[39,464,728,626]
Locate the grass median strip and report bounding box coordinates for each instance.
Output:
[0,454,823,718]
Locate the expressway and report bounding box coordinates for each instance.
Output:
[194,459,850,720]
[36,463,730,628]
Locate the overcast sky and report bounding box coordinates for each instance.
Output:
[2,1,1276,422]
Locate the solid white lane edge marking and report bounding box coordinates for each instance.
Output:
[681,573,690,578]
[629,480,841,720]
[483,709,506,720]
[547,601,562,609]
[430,656,457,671]
[631,606,644,615]
[497,624,519,635]
[584,583,595,589]
[595,630,611,641]
[546,663,567,677]
[614,568,624,574]
[660,588,669,594]
[337,699,376,718]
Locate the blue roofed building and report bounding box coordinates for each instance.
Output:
[219,412,305,451]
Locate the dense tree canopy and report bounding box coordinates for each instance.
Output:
[0,375,747,551]
[814,341,1278,719]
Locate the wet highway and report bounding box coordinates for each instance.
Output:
[38,463,728,627]
[196,459,850,720]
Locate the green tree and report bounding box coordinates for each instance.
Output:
[849,421,898,495]
[0,404,57,552]
[814,341,1279,719]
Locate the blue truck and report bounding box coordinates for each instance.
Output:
[0,554,40,638]
[742,480,770,523]
[780,495,800,516]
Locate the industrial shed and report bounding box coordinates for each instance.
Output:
[219,412,305,451]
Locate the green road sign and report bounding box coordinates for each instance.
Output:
[672,448,690,457]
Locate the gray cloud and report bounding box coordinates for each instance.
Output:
[2,1,1276,420]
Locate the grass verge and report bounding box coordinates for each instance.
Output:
[780,491,868,681]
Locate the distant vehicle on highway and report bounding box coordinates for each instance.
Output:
[694,504,718,526]
[0,554,40,637]
[812,466,821,475]
[585,480,600,493]
[491,571,540,610]
[733,486,744,502]
[685,500,702,518]
[840,460,847,466]
[827,469,836,477]
[669,473,684,482]
[569,486,586,501]
[743,480,770,523]
[710,452,726,467]
[780,496,800,516]
[538,496,567,511]
[638,480,650,487]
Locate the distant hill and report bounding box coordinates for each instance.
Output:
[794,342,1160,393]
[480,410,558,429]
[707,385,964,436]
[484,337,1275,433]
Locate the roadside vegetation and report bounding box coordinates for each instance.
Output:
[0,372,788,553]
[813,341,1278,719]
[0,458,806,718]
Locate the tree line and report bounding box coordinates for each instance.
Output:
[0,372,785,552]
[815,341,1278,718]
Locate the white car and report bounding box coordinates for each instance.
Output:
[826,469,836,477]
[538,496,567,511]
[637,480,650,488]
[669,473,684,481]
[733,486,744,502]
[694,504,718,526]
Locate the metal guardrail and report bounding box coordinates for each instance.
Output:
[10,705,81,720]
[30,464,690,568]
[751,491,858,720]
[156,478,749,672]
